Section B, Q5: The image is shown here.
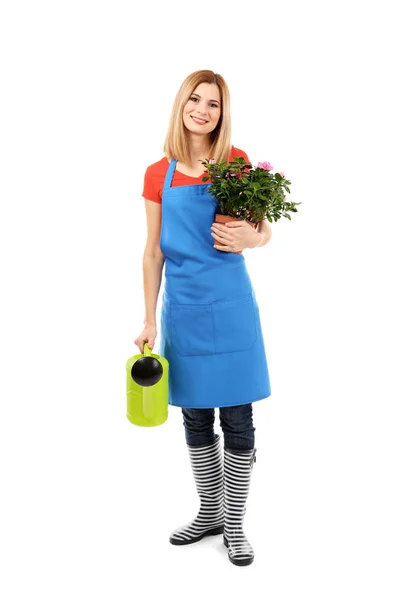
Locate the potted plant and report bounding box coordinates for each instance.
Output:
[200,156,300,253]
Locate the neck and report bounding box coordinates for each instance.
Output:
[187,134,211,164]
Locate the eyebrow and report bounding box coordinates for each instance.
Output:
[191,93,220,104]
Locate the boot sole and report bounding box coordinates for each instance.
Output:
[223,536,254,566]
[169,525,224,546]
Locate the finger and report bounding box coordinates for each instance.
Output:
[211,226,222,237]
[211,231,224,242]
[225,221,245,227]
[212,229,232,242]
[212,224,229,233]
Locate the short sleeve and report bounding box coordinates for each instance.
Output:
[142,167,161,204]
[230,146,251,164]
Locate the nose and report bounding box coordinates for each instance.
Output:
[196,100,208,116]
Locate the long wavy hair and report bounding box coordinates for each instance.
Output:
[163,70,232,165]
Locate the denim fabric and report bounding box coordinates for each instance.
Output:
[181,404,255,452]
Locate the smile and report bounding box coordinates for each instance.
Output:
[191,116,208,124]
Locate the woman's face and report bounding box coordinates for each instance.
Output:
[182,82,221,137]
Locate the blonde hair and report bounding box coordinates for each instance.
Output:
[163,70,232,165]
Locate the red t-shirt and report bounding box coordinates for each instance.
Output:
[142,145,250,204]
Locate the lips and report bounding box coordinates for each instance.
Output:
[191,116,208,124]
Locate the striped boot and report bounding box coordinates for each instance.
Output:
[169,435,224,545]
[223,447,257,566]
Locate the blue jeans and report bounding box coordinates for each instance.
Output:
[182,404,255,452]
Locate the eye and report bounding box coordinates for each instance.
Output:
[189,97,219,108]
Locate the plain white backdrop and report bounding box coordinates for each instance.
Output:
[1,1,399,598]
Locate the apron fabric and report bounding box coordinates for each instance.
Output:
[158,159,271,409]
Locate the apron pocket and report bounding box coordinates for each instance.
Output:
[170,303,215,356]
[212,293,257,354]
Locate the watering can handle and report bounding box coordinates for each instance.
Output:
[143,342,152,356]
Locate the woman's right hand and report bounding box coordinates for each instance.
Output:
[134,324,157,354]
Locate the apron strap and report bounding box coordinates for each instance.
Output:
[163,159,177,190]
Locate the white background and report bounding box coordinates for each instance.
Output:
[1,1,399,598]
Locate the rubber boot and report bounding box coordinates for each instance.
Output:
[223,447,257,566]
[169,434,224,545]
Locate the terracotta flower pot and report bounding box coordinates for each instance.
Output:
[214,214,258,255]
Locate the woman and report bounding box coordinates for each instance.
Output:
[135,69,272,567]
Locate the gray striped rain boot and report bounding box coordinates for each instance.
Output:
[169,434,224,545]
[223,447,257,566]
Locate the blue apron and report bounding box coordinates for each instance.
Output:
[158,158,271,409]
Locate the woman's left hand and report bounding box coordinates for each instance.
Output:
[211,221,260,252]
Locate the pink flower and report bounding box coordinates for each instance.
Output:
[279,171,285,177]
[209,159,216,164]
[257,161,273,170]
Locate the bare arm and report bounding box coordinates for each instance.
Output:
[143,199,165,326]
[255,218,272,247]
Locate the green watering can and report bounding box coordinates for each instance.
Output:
[126,342,169,427]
